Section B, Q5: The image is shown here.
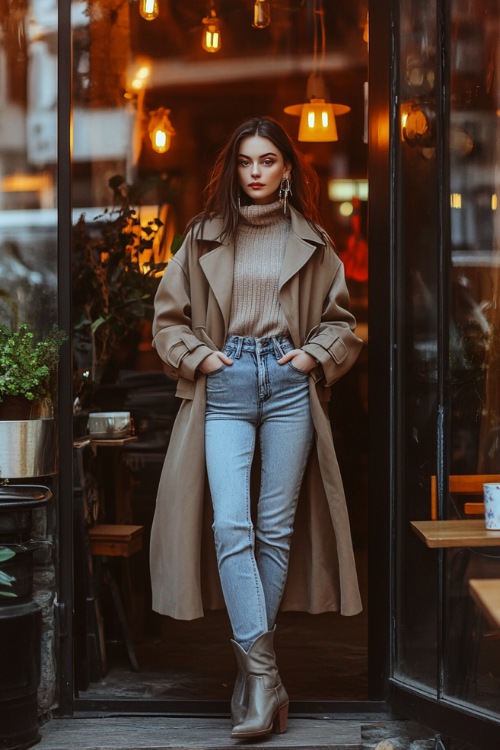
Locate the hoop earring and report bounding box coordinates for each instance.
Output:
[279,177,292,214]
[237,192,241,209]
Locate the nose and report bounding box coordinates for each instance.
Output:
[251,162,261,177]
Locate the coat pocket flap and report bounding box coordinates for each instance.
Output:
[311,331,349,364]
[167,335,204,367]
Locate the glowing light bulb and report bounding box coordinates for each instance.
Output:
[253,0,271,29]
[148,108,175,154]
[202,11,222,53]
[298,99,338,142]
[139,0,159,21]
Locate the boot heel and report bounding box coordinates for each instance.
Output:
[272,702,289,734]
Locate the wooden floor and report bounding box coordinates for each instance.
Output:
[80,608,368,703]
[36,716,432,750]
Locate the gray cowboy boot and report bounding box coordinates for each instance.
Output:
[230,640,249,725]
[230,628,289,739]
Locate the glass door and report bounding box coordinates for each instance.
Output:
[391,0,500,744]
[69,0,371,711]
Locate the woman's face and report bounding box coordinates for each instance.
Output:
[237,135,291,205]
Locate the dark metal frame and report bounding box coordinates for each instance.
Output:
[57,0,75,717]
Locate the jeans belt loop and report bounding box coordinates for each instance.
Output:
[234,336,243,359]
[272,336,285,359]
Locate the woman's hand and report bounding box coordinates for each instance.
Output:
[198,351,233,374]
[277,349,318,373]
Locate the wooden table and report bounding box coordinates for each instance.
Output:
[411,519,500,548]
[469,579,500,629]
[74,435,138,449]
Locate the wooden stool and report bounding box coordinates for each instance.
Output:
[89,524,144,672]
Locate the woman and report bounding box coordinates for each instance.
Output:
[150,116,363,739]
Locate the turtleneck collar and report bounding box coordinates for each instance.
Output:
[238,201,289,228]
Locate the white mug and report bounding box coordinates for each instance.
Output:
[483,483,500,530]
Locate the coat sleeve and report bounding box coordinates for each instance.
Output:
[152,236,213,381]
[301,258,363,387]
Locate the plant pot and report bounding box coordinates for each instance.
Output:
[0,396,51,421]
[0,486,51,750]
[0,420,57,478]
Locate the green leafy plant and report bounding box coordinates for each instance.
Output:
[0,324,67,404]
[0,546,17,598]
[72,175,172,390]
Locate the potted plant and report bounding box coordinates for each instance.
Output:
[0,546,16,599]
[0,323,66,479]
[0,323,67,420]
[72,174,176,407]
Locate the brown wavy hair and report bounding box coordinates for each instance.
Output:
[194,116,323,241]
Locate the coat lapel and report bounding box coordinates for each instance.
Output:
[196,218,234,334]
[279,207,325,345]
[279,215,320,289]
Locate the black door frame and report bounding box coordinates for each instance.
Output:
[56,0,390,718]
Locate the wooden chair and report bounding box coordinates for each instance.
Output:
[430,474,500,520]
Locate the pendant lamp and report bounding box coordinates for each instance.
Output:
[284,0,349,142]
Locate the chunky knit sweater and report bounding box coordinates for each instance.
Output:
[228,201,291,338]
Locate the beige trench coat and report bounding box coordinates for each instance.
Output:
[150,206,364,620]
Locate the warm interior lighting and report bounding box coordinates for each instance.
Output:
[139,0,159,21]
[202,6,222,53]
[363,11,369,44]
[253,0,271,28]
[298,99,338,142]
[492,194,498,211]
[129,61,151,92]
[283,0,349,142]
[401,105,433,147]
[328,179,368,202]
[148,108,175,154]
[450,193,462,209]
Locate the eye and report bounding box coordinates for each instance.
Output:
[262,158,275,166]
[238,159,249,167]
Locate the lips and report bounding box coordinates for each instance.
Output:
[248,182,265,188]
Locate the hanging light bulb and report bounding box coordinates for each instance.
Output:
[148,108,175,154]
[139,0,159,21]
[253,0,271,29]
[202,5,222,53]
[283,0,349,142]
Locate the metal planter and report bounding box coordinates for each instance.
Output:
[0,420,56,479]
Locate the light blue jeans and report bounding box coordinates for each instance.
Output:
[205,335,314,651]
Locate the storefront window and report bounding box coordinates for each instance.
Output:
[0,0,58,334]
[395,0,500,725]
[444,0,500,717]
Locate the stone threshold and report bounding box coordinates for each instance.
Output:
[36,715,436,750]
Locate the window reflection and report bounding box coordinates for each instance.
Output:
[446,0,500,715]
[0,0,57,333]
